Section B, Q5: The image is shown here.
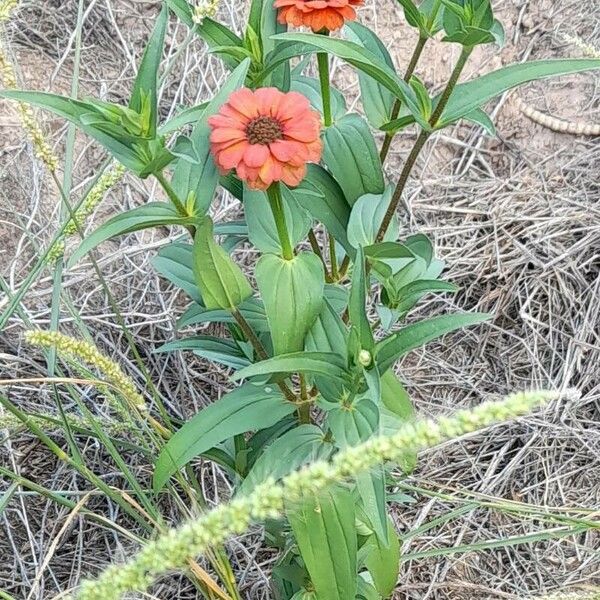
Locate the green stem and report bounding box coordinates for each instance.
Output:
[298,374,311,425]
[155,171,186,214]
[266,183,294,260]
[328,234,339,281]
[232,309,296,404]
[375,46,473,243]
[156,171,196,237]
[317,51,332,127]
[380,35,428,163]
[308,229,331,281]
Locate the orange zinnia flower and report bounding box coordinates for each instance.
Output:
[208,87,322,191]
[274,0,364,32]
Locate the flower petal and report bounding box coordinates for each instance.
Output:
[243,144,270,168]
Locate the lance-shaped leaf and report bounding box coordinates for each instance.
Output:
[349,246,374,354]
[288,486,358,600]
[152,242,203,303]
[0,91,150,172]
[323,114,385,206]
[233,351,349,382]
[345,22,396,128]
[178,297,269,332]
[438,59,600,127]
[347,188,398,248]
[256,252,324,355]
[376,312,490,372]
[267,33,428,128]
[68,203,203,266]
[193,218,252,310]
[238,425,332,495]
[155,335,251,370]
[326,398,388,544]
[129,5,168,138]
[166,0,244,70]
[292,164,352,254]
[153,382,295,490]
[362,517,401,597]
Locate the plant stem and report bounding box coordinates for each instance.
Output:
[231,309,296,403]
[155,170,186,214]
[298,374,312,424]
[380,35,428,163]
[308,229,331,281]
[375,46,473,243]
[317,51,332,127]
[266,183,294,260]
[429,46,473,126]
[328,234,339,281]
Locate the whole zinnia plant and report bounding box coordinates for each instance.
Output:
[2,0,599,598]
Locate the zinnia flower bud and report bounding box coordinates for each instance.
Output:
[208,87,322,191]
[274,0,364,32]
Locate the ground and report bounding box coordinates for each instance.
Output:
[0,0,599,598]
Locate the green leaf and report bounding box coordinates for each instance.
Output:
[288,487,358,600]
[327,400,379,448]
[290,75,346,121]
[233,351,348,382]
[159,102,209,135]
[323,114,385,206]
[364,241,415,261]
[193,218,252,310]
[379,370,416,473]
[439,59,600,127]
[267,33,428,128]
[172,59,251,215]
[345,22,396,128]
[305,297,349,402]
[152,242,202,303]
[306,299,348,357]
[0,91,148,173]
[376,312,490,372]
[153,382,295,490]
[238,425,331,495]
[324,284,350,314]
[347,188,397,249]
[363,518,401,597]
[68,203,202,266]
[292,164,352,254]
[244,186,312,254]
[178,298,269,332]
[155,335,251,370]
[464,107,496,136]
[380,369,414,427]
[166,0,244,69]
[395,279,457,314]
[349,247,374,354]
[249,0,289,88]
[327,399,388,544]
[129,5,168,138]
[395,0,423,29]
[256,252,324,355]
[356,578,381,600]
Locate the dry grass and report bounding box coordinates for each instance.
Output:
[1,0,599,598]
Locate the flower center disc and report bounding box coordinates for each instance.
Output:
[246,116,284,145]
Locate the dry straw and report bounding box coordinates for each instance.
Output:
[69,389,562,600]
